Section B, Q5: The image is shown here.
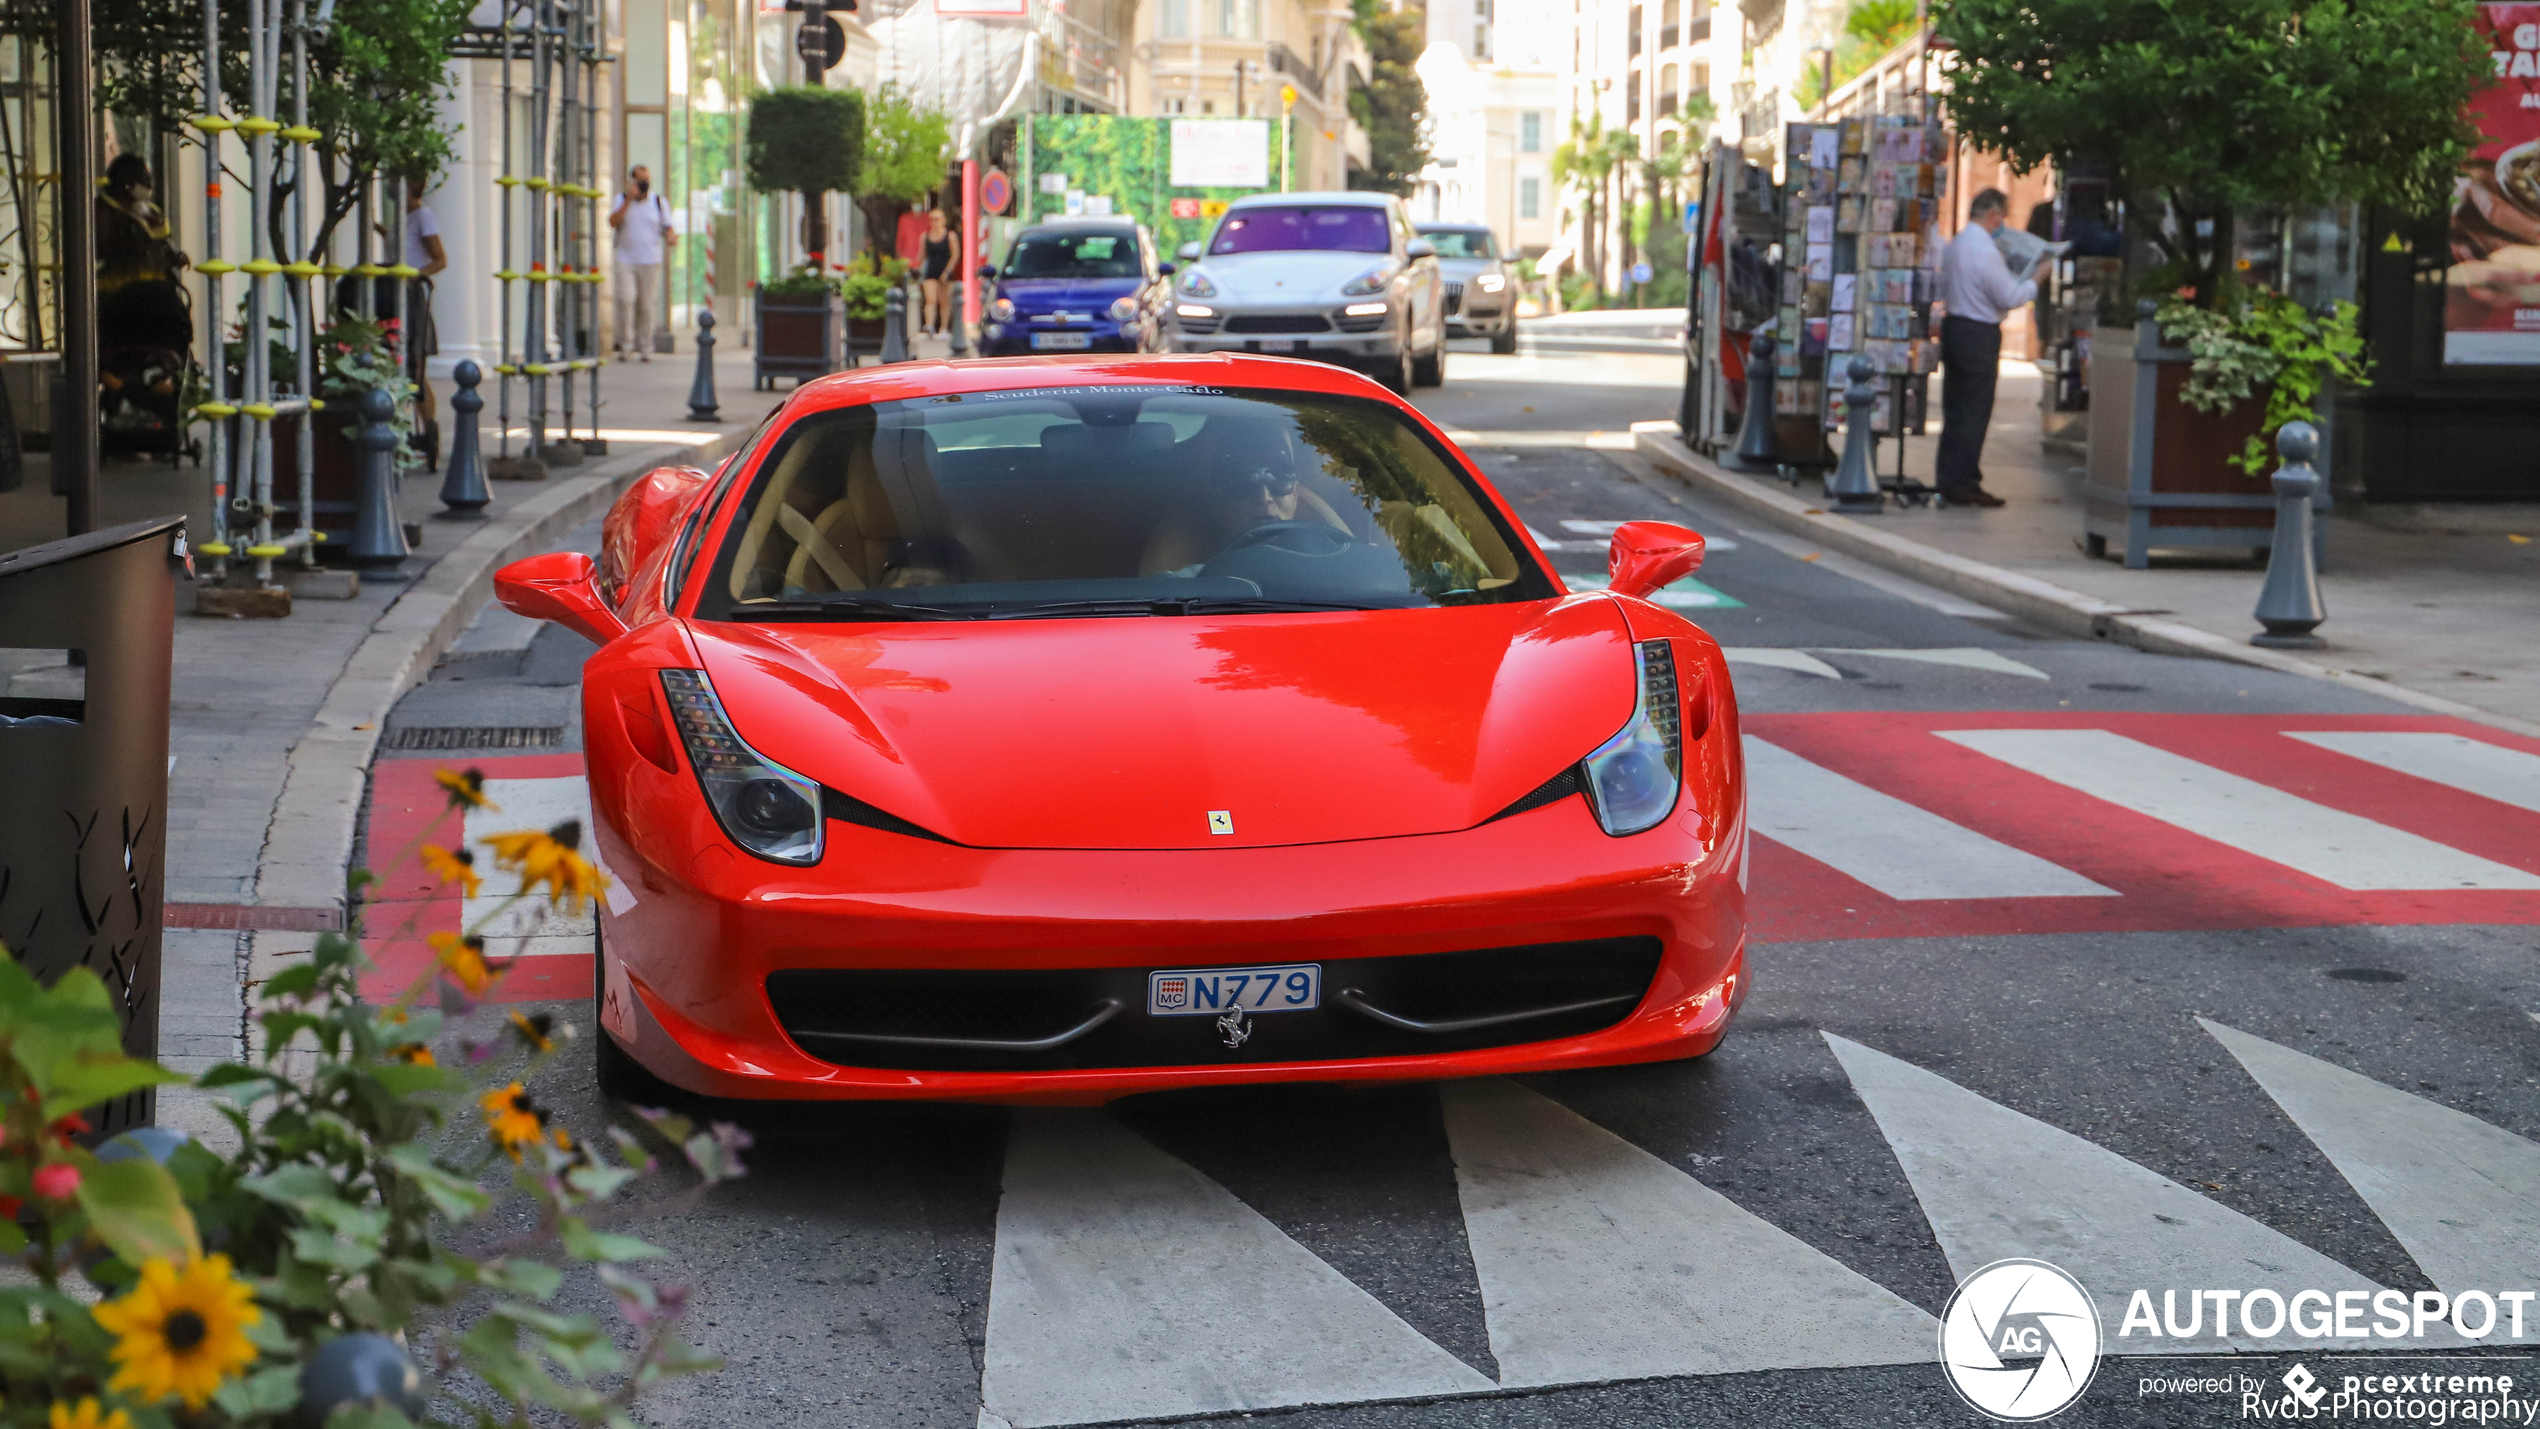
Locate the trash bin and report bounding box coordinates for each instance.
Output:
[0,515,184,1132]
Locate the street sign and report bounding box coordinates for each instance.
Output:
[1064,189,1085,216]
[980,168,1012,215]
[1038,172,1068,194]
[1683,200,1701,235]
[793,13,844,67]
[1169,197,1202,219]
[1632,262,1653,285]
[1199,199,1229,219]
[1085,195,1114,216]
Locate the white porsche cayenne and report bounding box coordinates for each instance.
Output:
[1166,190,1450,394]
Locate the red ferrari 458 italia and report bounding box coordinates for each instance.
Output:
[493,353,1747,1104]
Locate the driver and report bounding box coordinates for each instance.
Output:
[1139,419,1349,575]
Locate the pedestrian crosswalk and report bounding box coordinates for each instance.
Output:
[352,714,2540,999]
[969,1022,2531,1425]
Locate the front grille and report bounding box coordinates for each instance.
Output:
[1179,319,1221,335]
[1225,314,1332,334]
[1335,313,1388,334]
[1444,286,1464,317]
[768,936,1663,1072]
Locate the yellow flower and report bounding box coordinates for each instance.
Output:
[429,931,496,997]
[507,1010,560,1054]
[485,820,610,913]
[389,1042,436,1067]
[434,767,496,811]
[92,1255,261,1410]
[50,1399,134,1429]
[419,843,482,898]
[480,1081,547,1161]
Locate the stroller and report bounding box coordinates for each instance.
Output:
[98,276,203,467]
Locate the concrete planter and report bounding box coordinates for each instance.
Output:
[2083,317,2328,569]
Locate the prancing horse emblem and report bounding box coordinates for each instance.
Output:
[1216,1008,1251,1049]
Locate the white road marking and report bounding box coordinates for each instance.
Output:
[1563,573,1736,608]
[980,1110,1492,1428]
[1824,1033,2429,1352]
[2285,731,2540,818]
[1936,729,2540,891]
[1443,1079,1934,1386]
[1825,647,2050,681]
[464,776,630,936]
[1729,527,2005,617]
[1744,737,2116,900]
[1723,648,1843,679]
[2202,1019,2540,1299]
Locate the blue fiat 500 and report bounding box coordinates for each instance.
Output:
[978,219,1171,357]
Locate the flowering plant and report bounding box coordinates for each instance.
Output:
[0,767,746,1428]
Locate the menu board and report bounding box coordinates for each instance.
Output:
[2445,3,2540,365]
[1776,115,1948,433]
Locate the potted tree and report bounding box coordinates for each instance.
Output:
[743,86,865,386]
[1934,0,2488,565]
[850,86,951,348]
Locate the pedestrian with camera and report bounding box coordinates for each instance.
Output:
[609,165,676,361]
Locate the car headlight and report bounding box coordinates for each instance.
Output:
[1342,301,1388,317]
[1580,640,1682,836]
[1176,302,1216,319]
[1109,295,1140,322]
[660,669,824,865]
[1475,272,1506,292]
[1340,265,1393,297]
[1180,270,1217,298]
[989,297,1016,322]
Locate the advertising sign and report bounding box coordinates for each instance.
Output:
[1169,119,1271,188]
[2444,3,2540,364]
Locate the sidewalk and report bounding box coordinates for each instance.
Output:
[1,343,787,1137]
[1634,365,2540,733]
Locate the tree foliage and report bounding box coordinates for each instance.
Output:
[745,86,868,198]
[1933,0,2488,299]
[301,0,475,259]
[1796,0,1920,109]
[1347,2,1429,196]
[849,84,949,253]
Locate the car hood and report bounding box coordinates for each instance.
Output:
[690,599,1633,850]
[999,277,1141,310]
[1193,250,1397,306]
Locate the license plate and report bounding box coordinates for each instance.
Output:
[1031,332,1092,350]
[1148,963,1321,1016]
[1262,339,1301,353]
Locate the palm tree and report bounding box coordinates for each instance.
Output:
[1550,112,1611,302]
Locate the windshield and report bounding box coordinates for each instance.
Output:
[1210,206,1392,256]
[1420,229,1496,259]
[697,385,1554,621]
[1004,229,1143,279]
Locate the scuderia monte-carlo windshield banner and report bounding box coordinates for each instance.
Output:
[2447,2,2540,363]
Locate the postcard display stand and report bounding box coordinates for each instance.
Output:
[1776,115,1947,494]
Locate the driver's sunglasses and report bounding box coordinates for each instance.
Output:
[1223,469,1297,498]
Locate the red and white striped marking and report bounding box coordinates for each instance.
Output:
[353,713,2540,1001]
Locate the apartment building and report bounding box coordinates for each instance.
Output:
[1123,0,1365,192]
[1411,0,1562,256]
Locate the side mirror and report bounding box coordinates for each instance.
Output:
[495,551,630,646]
[1177,241,1203,262]
[1156,262,1176,277]
[1405,239,1436,260]
[1605,520,1707,601]
[977,263,998,280]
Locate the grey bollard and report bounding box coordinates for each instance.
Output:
[2251,420,2327,648]
[1824,354,1882,513]
[1724,331,1781,472]
[880,286,912,365]
[347,387,410,572]
[947,283,971,358]
[686,308,720,422]
[438,360,491,516]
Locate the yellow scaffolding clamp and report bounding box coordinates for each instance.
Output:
[387,264,421,279]
[197,542,234,557]
[193,402,239,419]
[281,261,323,278]
[237,116,282,135]
[189,115,237,133]
[240,258,283,275]
[280,126,321,144]
[240,403,278,420]
[196,259,238,275]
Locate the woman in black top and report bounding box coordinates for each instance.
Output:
[919,209,953,335]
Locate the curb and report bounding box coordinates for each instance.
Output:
[250,429,755,915]
[1627,423,2540,740]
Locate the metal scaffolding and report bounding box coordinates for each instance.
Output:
[462,0,608,476]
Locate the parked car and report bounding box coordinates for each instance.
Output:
[493,353,1747,1104]
[976,218,1171,357]
[1416,222,1519,354]
[1165,191,1449,393]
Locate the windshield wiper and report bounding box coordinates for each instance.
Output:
[740,598,970,621]
[985,596,1389,619]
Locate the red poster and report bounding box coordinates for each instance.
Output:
[2446,3,2540,363]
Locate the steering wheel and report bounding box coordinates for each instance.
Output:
[1219,519,1354,558]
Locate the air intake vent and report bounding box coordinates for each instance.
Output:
[1485,767,1581,823]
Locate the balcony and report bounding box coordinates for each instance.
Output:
[1688,14,1709,39]
[1657,92,1675,116]
[1659,23,1677,47]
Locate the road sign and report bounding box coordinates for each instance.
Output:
[980,168,1012,215]
[1632,262,1654,285]
[1169,197,1202,219]
[1199,199,1229,219]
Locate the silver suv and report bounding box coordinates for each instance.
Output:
[1166,191,1449,393]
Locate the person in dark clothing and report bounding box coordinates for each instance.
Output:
[97,154,191,354]
[919,209,954,335]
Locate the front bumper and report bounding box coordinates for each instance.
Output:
[1170,329,1401,365]
[592,780,1747,1104]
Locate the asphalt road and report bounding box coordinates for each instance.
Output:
[369,337,2540,1429]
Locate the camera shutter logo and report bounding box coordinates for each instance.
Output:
[1939,1258,2103,1421]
